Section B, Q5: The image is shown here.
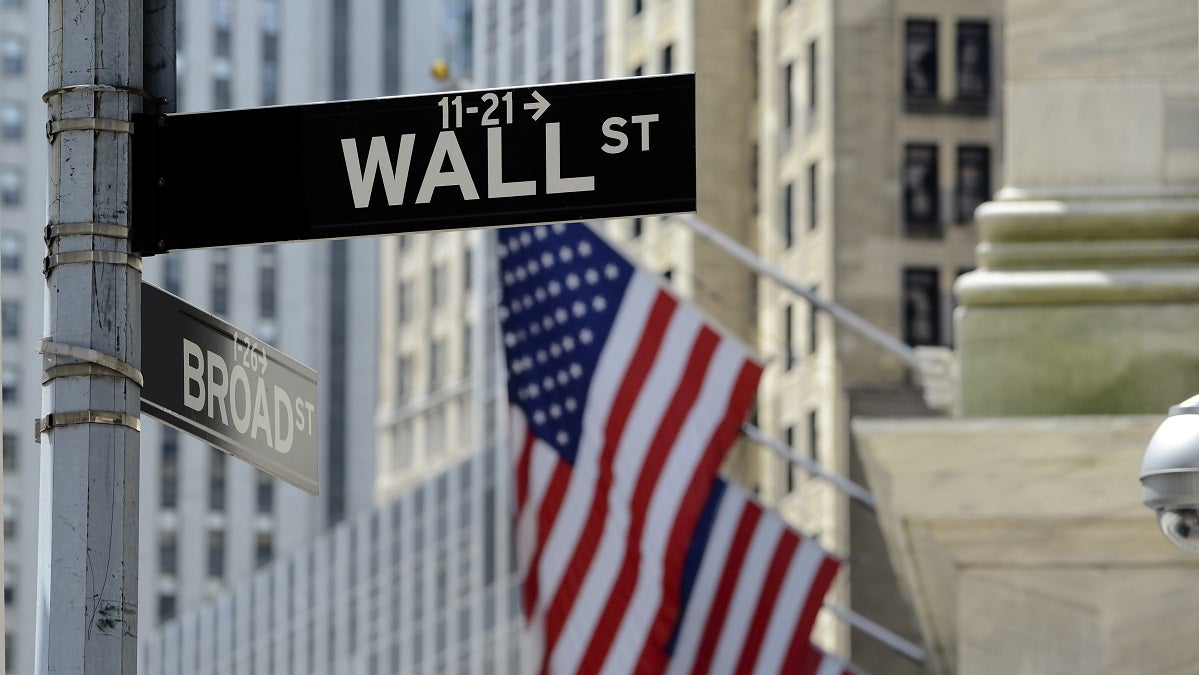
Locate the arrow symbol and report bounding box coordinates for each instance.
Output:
[524,90,550,121]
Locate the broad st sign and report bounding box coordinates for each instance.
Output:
[141,283,319,495]
[131,74,696,254]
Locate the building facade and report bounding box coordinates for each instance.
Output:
[140,445,525,675]
[0,0,51,672]
[374,0,607,503]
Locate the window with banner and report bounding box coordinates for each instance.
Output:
[902,267,942,347]
[957,21,991,104]
[903,143,941,237]
[956,144,991,223]
[904,19,938,101]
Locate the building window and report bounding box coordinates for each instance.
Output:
[160,430,178,509]
[396,354,412,399]
[430,339,445,391]
[1,299,18,338]
[256,471,274,514]
[781,182,794,248]
[782,304,795,369]
[159,531,177,575]
[207,530,225,578]
[211,250,229,315]
[903,143,941,237]
[807,162,819,230]
[258,245,277,319]
[957,21,991,104]
[631,217,644,238]
[163,255,182,295]
[1,35,24,76]
[431,264,446,308]
[398,279,411,323]
[807,40,818,114]
[904,19,938,101]
[782,62,794,133]
[208,449,226,511]
[158,593,177,623]
[260,0,280,105]
[0,231,19,272]
[633,0,642,15]
[4,501,15,540]
[463,248,473,292]
[2,433,15,472]
[2,364,18,402]
[0,99,22,140]
[4,578,13,606]
[256,532,273,568]
[903,267,942,346]
[783,425,796,493]
[807,409,818,461]
[956,145,991,223]
[662,44,674,74]
[463,323,473,375]
[0,165,22,206]
[808,287,819,354]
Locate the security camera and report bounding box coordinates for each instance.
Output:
[1142,395,1199,553]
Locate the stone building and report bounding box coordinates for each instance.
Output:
[856,1,1199,672]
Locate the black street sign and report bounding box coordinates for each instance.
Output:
[131,74,696,254]
[142,282,319,495]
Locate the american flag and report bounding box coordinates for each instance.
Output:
[499,222,763,673]
[667,477,842,674]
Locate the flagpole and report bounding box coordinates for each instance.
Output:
[826,602,927,665]
[741,423,876,511]
[675,214,923,370]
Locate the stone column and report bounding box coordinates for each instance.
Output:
[956,0,1199,416]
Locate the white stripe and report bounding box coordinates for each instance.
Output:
[550,284,705,675]
[601,338,753,675]
[753,537,826,675]
[517,437,558,587]
[532,272,658,613]
[708,509,785,674]
[665,489,743,675]
[817,650,846,675]
[508,404,528,478]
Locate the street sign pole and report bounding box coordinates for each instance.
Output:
[37,1,144,671]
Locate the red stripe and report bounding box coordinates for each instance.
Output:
[577,326,722,672]
[634,359,765,673]
[792,644,830,675]
[733,528,799,674]
[536,290,678,670]
[782,550,842,671]
[689,503,760,675]
[521,461,572,625]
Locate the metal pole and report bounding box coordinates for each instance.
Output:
[741,422,876,511]
[676,214,922,370]
[37,1,143,672]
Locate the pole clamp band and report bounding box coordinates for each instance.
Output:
[46,117,134,140]
[37,339,144,388]
[43,250,141,276]
[42,83,154,104]
[35,411,141,443]
[45,222,129,243]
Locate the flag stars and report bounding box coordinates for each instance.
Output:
[549,280,562,297]
[578,240,593,257]
[541,251,555,268]
[520,231,532,246]
[562,336,576,352]
[527,259,540,275]
[569,362,583,378]
[556,431,569,446]
[550,343,562,358]
[560,246,574,263]
[555,308,568,324]
[566,273,581,290]
[592,296,608,312]
[605,263,620,280]
[585,268,599,285]
[515,267,527,282]
[536,349,548,363]
[565,397,578,412]
[572,301,587,318]
[535,225,548,240]
[535,288,547,303]
[533,409,547,425]
[503,271,516,286]
[580,328,594,345]
[557,370,570,385]
[550,404,562,419]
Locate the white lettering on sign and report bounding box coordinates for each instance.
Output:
[340,122,598,207]
[182,338,316,454]
[601,114,660,154]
